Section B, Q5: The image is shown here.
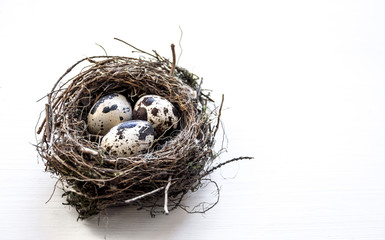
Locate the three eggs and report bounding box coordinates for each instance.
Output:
[87,93,179,156]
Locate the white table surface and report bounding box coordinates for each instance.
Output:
[1,1,385,239]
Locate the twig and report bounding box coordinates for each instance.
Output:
[170,44,176,76]
[124,186,165,204]
[65,131,99,156]
[196,78,203,100]
[178,179,220,214]
[164,176,172,214]
[213,94,224,137]
[36,93,61,134]
[95,43,108,56]
[81,146,99,156]
[44,104,50,140]
[36,120,45,135]
[203,156,254,178]
[177,26,183,65]
[45,178,61,204]
[114,37,157,59]
[48,102,55,151]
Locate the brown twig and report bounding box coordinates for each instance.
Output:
[114,37,157,59]
[213,94,224,137]
[170,43,176,76]
[44,104,50,140]
[203,156,254,178]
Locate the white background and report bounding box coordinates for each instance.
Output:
[1,0,385,239]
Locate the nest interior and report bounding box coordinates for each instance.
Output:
[36,46,251,219]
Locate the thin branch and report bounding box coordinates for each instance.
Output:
[81,146,99,156]
[44,104,50,143]
[48,98,55,151]
[178,179,220,214]
[45,178,61,204]
[95,43,108,56]
[213,94,224,137]
[124,186,165,204]
[196,78,203,100]
[177,26,183,65]
[202,156,254,178]
[170,44,176,76]
[114,37,157,59]
[164,176,172,214]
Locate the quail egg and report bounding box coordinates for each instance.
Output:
[101,120,155,156]
[132,95,179,137]
[87,93,132,135]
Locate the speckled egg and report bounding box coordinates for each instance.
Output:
[87,93,133,135]
[132,95,179,137]
[101,120,155,156]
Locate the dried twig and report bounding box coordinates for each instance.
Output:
[213,94,224,137]
[164,176,172,214]
[170,44,176,76]
[124,186,165,204]
[203,156,254,178]
[114,37,157,59]
[177,26,183,65]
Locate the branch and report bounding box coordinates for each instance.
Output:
[124,186,165,204]
[114,37,157,59]
[203,156,254,178]
[170,43,176,76]
[213,94,224,137]
[164,176,172,214]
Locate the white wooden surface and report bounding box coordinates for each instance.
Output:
[1,1,385,239]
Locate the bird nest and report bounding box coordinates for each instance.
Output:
[35,42,251,219]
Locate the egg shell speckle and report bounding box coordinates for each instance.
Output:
[101,120,155,156]
[87,93,133,135]
[132,95,179,137]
